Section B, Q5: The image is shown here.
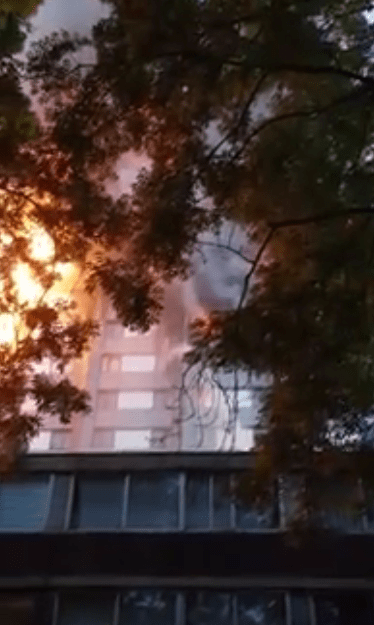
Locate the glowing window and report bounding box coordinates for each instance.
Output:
[114,430,151,450]
[121,355,156,372]
[117,392,154,409]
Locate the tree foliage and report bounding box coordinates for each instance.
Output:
[1,0,374,525]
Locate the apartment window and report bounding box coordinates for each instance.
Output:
[213,474,232,529]
[28,431,51,452]
[234,473,276,530]
[58,592,116,625]
[227,390,253,408]
[70,475,124,529]
[185,473,277,531]
[101,355,121,372]
[186,591,233,625]
[119,589,177,625]
[114,430,151,451]
[118,391,154,409]
[101,355,156,373]
[0,475,51,530]
[185,473,210,529]
[237,592,285,625]
[52,591,293,625]
[127,472,179,529]
[290,592,311,625]
[59,470,279,533]
[121,355,156,372]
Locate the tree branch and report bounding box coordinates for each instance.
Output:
[198,240,254,265]
[237,227,275,309]
[230,86,368,162]
[268,208,374,229]
[237,208,374,308]
[206,73,268,161]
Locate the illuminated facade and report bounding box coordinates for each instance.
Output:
[29,274,261,454]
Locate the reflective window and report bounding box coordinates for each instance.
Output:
[127,473,179,528]
[290,592,310,625]
[186,591,232,625]
[70,475,124,529]
[213,474,232,529]
[0,475,50,530]
[186,474,210,529]
[58,593,116,625]
[118,392,154,409]
[237,593,285,625]
[236,502,275,530]
[234,475,276,529]
[119,589,176,625]
[45,474,71,531]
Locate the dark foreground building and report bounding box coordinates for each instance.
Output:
[1,452,374,624]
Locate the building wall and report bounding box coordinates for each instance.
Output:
[29,270,263,454]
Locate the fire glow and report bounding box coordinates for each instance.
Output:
[0,223,78,345]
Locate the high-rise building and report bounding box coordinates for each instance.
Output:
[1,251,374,625]
[28,270,260,454]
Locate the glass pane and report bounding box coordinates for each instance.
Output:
[70,475,123,529]
[58,593,115,625]
[119,589,176,625]
[0,475,50,529]
[122,356,156,372]
[117,392,154,409]
[319,510,364,532]
[45,474,70,531]
[186,591,232,625]
[127,472,179,528]
[290,592,310,625]
[314,593,373,625]
[236,501,275,530]
[238,592,285,625]
[0,594,35,625]
[213,475,232,529]
[186,474,210,529]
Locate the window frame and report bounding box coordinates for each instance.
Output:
[65,471,280,534]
